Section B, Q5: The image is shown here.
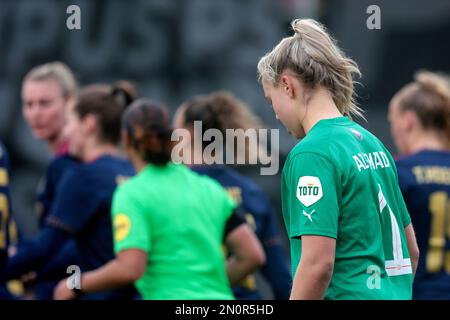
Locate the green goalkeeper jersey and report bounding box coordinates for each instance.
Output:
[281,117,413,300]
[111,163,236,300]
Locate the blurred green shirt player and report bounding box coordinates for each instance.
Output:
[112,162,236,300]
[52,99,265,300]
[282,117,413,299]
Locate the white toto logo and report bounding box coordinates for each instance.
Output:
[296,176,323,207]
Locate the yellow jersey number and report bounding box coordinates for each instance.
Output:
[0,193,9,249]
[427,191,450,273]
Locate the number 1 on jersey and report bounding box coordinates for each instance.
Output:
[378,185,412,276]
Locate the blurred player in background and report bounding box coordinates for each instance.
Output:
[15,62,80,299]
[54,99,265,300]
[174,91,291,299]
[22,62,80,227]
[257,18,419,299]
[389,71,450,299]
[6,82,139,300]
[0,143,16,299]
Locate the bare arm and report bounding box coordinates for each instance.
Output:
[290,235,335,300]
[405,223,420,277]
[54,249,147,299]
[225,224,266,286]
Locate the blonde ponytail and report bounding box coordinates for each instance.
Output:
[257,18,364,120]
[395,70,450,137]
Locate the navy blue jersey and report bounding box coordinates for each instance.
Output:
[15,153,80,299]
[0,143,11,279]
[191,165,291,300]
[0,143,16,299]
[396,150,450,299]
[6,154,138,300]
[36,154,79,227]
[47,155,134,272]
[35,153,80,279]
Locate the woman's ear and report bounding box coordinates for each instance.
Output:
[402,110,420,133]
[279,73,296,99]
[64,96,76,110]
[83,114,98,135]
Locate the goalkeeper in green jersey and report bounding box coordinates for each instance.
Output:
[257,18,420,300]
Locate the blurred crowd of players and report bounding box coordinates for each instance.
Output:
[0,60,450,300]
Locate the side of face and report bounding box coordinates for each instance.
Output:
[262,76,305,139]
[64,106,96,158]
[22,79,68,141]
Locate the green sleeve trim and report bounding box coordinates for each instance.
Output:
[402,216,412,228]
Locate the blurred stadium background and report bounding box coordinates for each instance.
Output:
[0,0,449,273]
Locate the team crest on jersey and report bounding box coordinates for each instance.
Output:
[350,128,363,141]
[296,176,323,207]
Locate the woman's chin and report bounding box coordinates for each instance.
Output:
[292,131,305,140]
[68,147,80,159]
[31,129,49,140]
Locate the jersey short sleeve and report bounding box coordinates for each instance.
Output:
[111,184,150,254]
[224,207,246,237]
[204,176,238,222]
[37,155,79,226]
[284,152,341,239]
[46,167,101,234]
[221,189,238,220]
